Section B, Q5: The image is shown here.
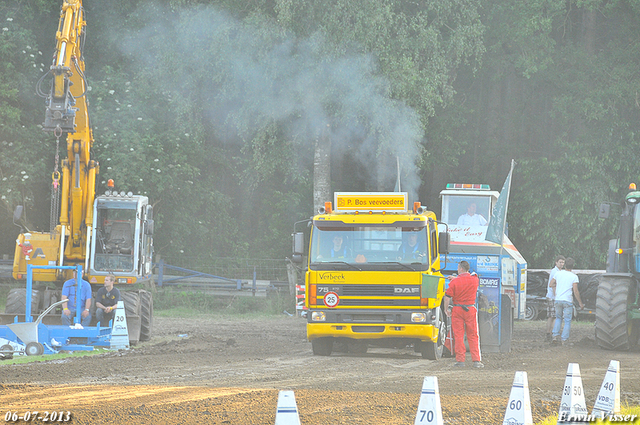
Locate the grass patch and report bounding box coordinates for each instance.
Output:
[535,405,640,424]
[0,348,111,366]
[153,288,294,318]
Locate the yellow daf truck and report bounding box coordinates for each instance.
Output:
[292,192,450,359]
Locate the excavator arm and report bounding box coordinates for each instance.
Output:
[41,0,97,262]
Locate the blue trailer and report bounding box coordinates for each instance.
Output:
[0,265,113,357]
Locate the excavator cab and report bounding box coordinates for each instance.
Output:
[90,192,153,279]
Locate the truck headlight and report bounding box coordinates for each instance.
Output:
[411,312,427,323]
[311,311,326,322]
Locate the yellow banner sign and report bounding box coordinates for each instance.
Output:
[334,192,408,212]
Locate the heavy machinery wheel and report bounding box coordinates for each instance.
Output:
[595,276,640,350]
[421,308,445,360]
[121,291,141,317]
[525,303,539,321]
[5,288,42,316]
[120,291,142,344]
[139,290,153,342]
[311,337,333,356]
[0,344,14,360]
[25,342,44,356]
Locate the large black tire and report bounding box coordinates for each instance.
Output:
[139,290,153,342]
[311,338,333,356]
[421,308,445,360]
[120,290,141,344]
[525,302,539,321]
[4,288,42,316]
[595,276,640,350]
[120,291,141,317]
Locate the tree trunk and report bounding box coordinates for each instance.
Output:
[313,126,332,213]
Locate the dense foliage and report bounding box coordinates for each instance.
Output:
[1,0,639,268]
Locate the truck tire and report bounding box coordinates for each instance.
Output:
[421,308,445,360]
[311,337,333,356]
[595,276,640,350]
[120,291,142,344]
[139,290,153,342]
[4,288,42,316]
[525,303,539,321]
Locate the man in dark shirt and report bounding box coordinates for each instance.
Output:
[95,274,121,327]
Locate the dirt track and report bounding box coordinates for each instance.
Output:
[1,316,639,424]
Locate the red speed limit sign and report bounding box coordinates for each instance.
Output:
[323,291,340,308]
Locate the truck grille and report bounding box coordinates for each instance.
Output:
[314,284,421,307]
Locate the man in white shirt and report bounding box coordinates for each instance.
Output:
[545,255,565,341]
[457,202,488,226]
[549,257,584,345]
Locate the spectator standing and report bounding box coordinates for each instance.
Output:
[545,255,565,341]
[444,261,483,368]
[549,257,584,345]
[61,270,92,326]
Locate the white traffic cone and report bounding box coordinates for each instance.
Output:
[503,371,533,425]
[275,390,301,425]
[109,301,130,350]
[557,363,589,424]
[414,376,444,425]
[591,360,621,420]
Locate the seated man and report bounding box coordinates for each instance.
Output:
[61,270,92,327]
[457,202,487,226]
[328,234,352,260]
[397,232,425,261]
[95,274,121,327]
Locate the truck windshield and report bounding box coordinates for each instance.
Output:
[93,206,137,272]
[441,195,491,226]
[310,226,429,268]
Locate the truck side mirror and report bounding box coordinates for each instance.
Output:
[292,232,304,263]
[145,219,154,235]
[599,203,610,219]
[438,232,450,254]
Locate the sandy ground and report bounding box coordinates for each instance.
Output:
[0,316,638,424]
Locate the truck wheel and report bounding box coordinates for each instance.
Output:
[139,290,153,342]
[25,342,44,356]
[421,309,445,360]
[525,303,539,321]
[120,291,142,345]
[311,338,333,356]
[5,288,42,316]
[595,276,640,350]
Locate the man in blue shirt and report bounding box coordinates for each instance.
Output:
[61,270,92,326]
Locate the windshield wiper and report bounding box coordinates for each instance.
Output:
[379,261,417,271]
[312,261,362,271]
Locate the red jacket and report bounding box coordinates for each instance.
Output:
[445,272,479,305]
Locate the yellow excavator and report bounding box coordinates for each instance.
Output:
[6,0,154,343]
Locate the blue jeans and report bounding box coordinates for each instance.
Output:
[552,301,573,341]
[61,310,91,327]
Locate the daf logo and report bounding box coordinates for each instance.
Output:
[394,287,419,294]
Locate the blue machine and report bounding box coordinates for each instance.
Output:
[0,265,112,356]
[439,184,528,353]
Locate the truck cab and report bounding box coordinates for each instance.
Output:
[295,192,450,359]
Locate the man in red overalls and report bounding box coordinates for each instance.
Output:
[444,261,483,368]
